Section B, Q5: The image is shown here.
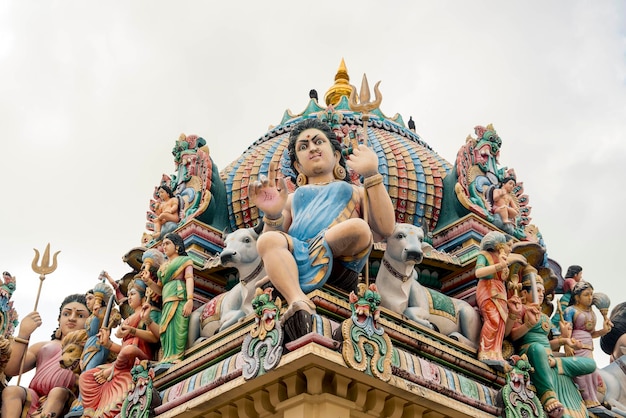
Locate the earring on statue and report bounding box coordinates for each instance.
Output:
[296,173,308,187]
[334,164,346,180]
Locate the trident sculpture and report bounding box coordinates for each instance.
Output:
[16,243,60,385]
[348,73,382,147]
[348,74,382,286]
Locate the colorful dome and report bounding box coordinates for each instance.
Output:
[220,62,452,235]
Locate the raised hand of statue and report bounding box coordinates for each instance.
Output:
[97,327,111,347]
[345,144,379,177]
[523,304,541,329]
[602,316,614,334]
[248,162,288,218]
[139,303,151,320]
[17,311,42,339]
[507,295,523,319]
[560,319,572,339]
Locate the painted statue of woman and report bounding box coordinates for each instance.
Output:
[563,281,615,418]
[157,232,194,363]
[78,277,161,418]
[1,294,89,418]
[80,282,119,372]
[474,230,525,370]
[510,271,596,418]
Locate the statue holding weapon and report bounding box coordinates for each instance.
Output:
[80,276,121,372]
[1,243,92,418]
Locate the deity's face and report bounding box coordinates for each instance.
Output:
[293,128,339,178]
[59,301,89,338]
[521,284,545,305]
[576,288,593,308]
[162,238,177,258]
[536,284,545,305]
[85,293,95,311]
[503,179,515,192]
[575,271,584,282]
[158,188,169,200]
[127,288,143,310]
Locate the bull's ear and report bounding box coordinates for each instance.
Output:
[221,228,228,240]
[253,219,264,236]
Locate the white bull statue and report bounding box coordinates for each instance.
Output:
[188,223,266,346]
[375,223,482,349]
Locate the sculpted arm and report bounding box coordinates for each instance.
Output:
[248,162,291,232]
[347,144,395,238]
[4,311,44,376]
[183,264,195,317]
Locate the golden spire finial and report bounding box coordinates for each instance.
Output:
[324,58,353,106]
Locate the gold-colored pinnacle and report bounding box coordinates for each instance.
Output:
[324,58,353,106]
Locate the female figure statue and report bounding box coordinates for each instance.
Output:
[157,232,194,363]
[80,282,118,372]
[1,294,89,418]
[78,277,160,418]
[510,270,596,418]
[551,265,583,335]
[474,230,525,370]
[563,281,615,417]
[247,118,395,330]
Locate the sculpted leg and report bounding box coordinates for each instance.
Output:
[257,232,306,306]
[325,218,372,257]
[40,387,73,417]
[1,386,27,418]
[188,308,202,346]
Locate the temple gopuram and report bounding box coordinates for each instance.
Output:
[3,60,624,418]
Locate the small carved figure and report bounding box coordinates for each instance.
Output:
[59,329,88,400]
[376,223,482,349]
[248,118,395,339]
[474,231,526,370]
[80,281,119,372]
[509,272,595,418]
[497,354,543,418]
[241,288,283,380]
[550,265,583,335]
[0,271,18,386]
[1,294,89,418]
[152,185,180,240]
[79,278,160,418]
[490,176,520,225]
[341,283,393,381]
[563,281,616,417]
[157,232,194,364]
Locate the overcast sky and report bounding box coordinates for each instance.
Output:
[1,1,625,385]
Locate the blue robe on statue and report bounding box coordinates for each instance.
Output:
[281,181,371,293]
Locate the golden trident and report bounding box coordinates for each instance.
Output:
[348,73,382,147]
[17,243,60,385]
[31,243,60,311]
[348,74,382,286]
